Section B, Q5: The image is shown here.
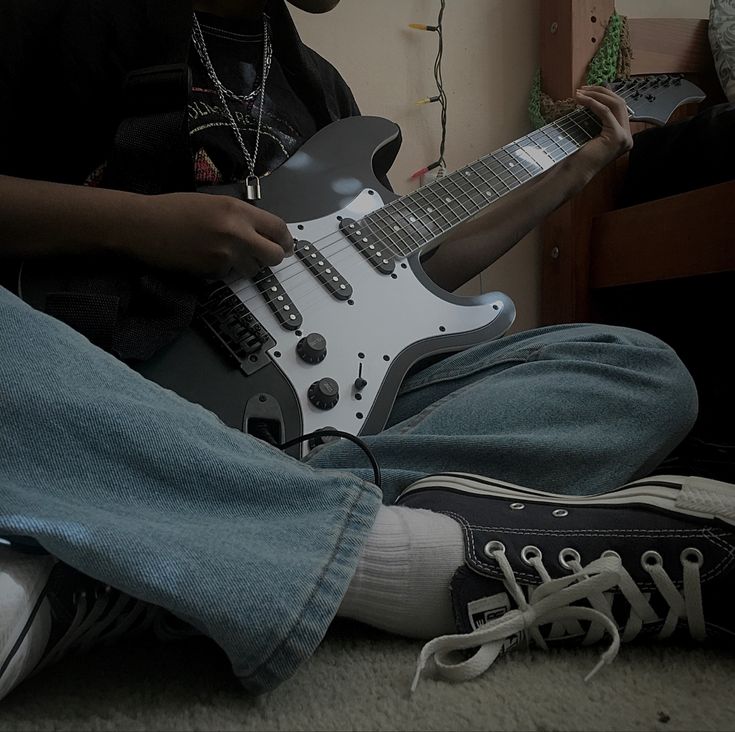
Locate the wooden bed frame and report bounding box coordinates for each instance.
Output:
[538,0,734,326]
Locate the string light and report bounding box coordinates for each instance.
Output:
[409,0,448,182]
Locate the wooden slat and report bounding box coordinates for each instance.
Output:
[589,181,735,289]
[628,18,714,75]
[540,0,616,99]
[539,0,615,324]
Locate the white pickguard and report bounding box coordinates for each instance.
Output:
[226,189,514,447]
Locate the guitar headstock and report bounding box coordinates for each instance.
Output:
[611,74,706,126]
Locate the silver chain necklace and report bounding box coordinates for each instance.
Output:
[191,12,273,200]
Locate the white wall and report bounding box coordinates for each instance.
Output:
[291,0,711,332]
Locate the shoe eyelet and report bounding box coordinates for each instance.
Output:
[559,547,581,569]
[521,545,543,566]
[641,550,663,570]
[509,502,525,510]
[601,550,621,561]
[484,540,506,558]
[681,547,704,567]
[552,508,569,518]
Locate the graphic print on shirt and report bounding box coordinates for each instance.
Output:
[188,14,317,186]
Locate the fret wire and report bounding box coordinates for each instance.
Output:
[461,167,501,206]
[505,142,545,176]
[356,102,608,259]
[413,187,455,234]
[527,129,565,161]
[535,127,569,160]
[495,148,531,185]
[421,181,464,224]
[456,168,495,208]
[435,176,477,218]
[470,159,504,198]
[378,204,424,252]
[477,158,513,194]
[413,187,455,233]
[393,196,443,243]
[490,153,527,188]
[370,207,412,256]
[368,208,411,257]
[565,113,596,143]
[480,155,517,189]
[538,125,578,156]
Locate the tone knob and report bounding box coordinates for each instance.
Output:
[308,378,340,410]
[296,333,327,364]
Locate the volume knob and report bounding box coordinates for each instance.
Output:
[296,333,327,364]
[308,378,340,410]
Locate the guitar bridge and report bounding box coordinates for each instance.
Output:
[197,283,275,374]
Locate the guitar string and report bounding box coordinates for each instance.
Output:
[204,115,594,325]
[202,79,649,312]
[200,81,648,321]
[207,107,596,323]
[203,77,649,311]
[211,82,652,321]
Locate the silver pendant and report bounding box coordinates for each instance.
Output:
[245,175,262,201]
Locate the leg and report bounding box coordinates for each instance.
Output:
[0,287,381,693]
[306,323,698,504]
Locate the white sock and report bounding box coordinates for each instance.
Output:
[337,505,464,639]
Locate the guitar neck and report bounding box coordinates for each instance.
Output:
[360,106,602,257]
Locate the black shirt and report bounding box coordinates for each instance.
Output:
[0,0,360,187]
[188,11,319,186]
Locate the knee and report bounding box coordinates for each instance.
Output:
[587,324,699,436]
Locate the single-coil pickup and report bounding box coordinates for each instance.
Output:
[198,284,275,372]
[254,267,303,331]
[339,218,395,275]
[295,240,353,301]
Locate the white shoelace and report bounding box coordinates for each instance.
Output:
[411,547,706,692]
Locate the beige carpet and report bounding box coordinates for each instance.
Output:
[0,619,733,731]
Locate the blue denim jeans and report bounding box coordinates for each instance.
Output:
[0,286,697,692]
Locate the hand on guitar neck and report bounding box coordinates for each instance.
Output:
[0,176,294,280]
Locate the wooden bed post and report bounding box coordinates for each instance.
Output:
[539,0,616,325]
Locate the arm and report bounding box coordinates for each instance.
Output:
[422,86,633,292]
[0,175,294,278]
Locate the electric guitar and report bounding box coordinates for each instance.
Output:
[19,75,705,457]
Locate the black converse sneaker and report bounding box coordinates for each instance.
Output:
[0,544,194,701]
[395,473,735,691]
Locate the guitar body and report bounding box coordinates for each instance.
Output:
[136,116,515,454]
[22,79,702,456]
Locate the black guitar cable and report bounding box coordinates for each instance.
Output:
[276,429,382,490]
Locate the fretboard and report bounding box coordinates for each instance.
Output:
[359,107,602,258]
